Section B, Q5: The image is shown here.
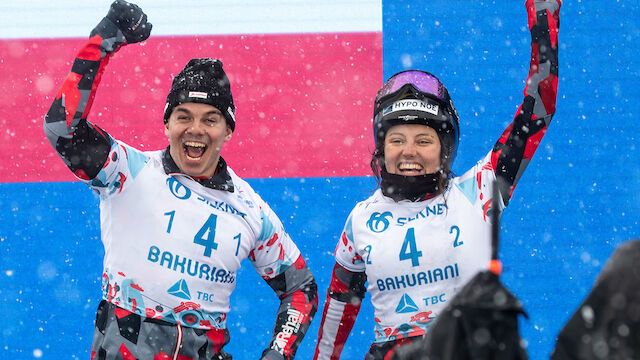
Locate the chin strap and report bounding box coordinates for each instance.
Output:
[380,169,443,201]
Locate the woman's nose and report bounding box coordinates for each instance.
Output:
[402,142,417,156]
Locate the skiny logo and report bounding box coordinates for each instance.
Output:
[367,212,393,233]
[166,178,192,200]
[188,91,208,99]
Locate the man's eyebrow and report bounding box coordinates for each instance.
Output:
[204,109,223,116]
[174,107,192,115]
[173,107,222,116]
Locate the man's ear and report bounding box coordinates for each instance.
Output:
[164,122,170,137]
[225,126,232,142]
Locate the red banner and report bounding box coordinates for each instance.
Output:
[0,32,382,182]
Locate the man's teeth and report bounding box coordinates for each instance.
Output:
[184,141,206,160]
[184,141,205,148]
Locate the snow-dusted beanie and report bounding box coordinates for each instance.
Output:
[163,58,236,131]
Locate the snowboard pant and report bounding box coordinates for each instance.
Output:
[91,300,232,360]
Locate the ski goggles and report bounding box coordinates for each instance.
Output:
[374,70,450,108]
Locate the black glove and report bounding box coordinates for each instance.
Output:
[260,349,285,360]
[105,0,152,43]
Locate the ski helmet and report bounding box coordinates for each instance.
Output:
[373,70,460,163]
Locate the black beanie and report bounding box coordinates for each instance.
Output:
[163,58,236,131]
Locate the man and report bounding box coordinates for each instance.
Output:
[43,1,317,359]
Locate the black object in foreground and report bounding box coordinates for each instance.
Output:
[551,239,640,360]
[391,178,528,360]
[390,270,528,360]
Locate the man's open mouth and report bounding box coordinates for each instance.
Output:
[183,141,207,160]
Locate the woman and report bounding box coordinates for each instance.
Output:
[313,0,561,359]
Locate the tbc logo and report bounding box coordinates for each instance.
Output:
[168,279,191,300]
[367,211,392,233]
[167,178,191,200]
[395,293,419,313]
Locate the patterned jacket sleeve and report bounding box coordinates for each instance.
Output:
[261,256,319,360]
[313,262,367,360]
[43,16,129,180]
[314,212,367,360]
[491,0,561,205]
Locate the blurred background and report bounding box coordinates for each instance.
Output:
[0,0,638,358]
